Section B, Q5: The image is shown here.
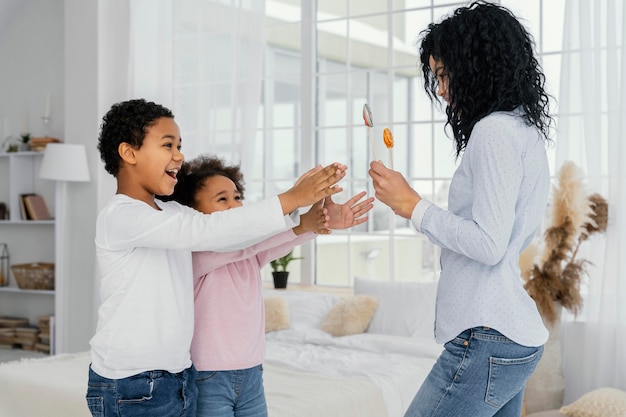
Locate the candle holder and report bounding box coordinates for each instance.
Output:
[42,116,51,137]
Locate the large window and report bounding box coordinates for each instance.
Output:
[169,0,565,287]
[257,1,564,287]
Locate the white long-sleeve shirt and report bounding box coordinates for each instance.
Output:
[90,194,295,379]
[412,110,550,347]
[191,230,315,371]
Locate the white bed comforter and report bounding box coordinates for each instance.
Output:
[0,331,440,417]
[265,328,442,417]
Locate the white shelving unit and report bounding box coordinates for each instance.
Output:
[0,151,56,354]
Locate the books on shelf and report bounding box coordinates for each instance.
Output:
[0,327,16,348]
[28,137,61,152]
[19,194,52,220]
[0,316,29,349]
[36,315,52,353]
[0,316,52,353]
[14,326,38,350]
[0,316,29,328]
[19,193,33,220]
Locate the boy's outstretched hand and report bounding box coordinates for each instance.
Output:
[279,163,347,214]
[325,191,374,229]
[294,200,331,235]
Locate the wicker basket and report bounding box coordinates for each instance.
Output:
[11,262,55,290]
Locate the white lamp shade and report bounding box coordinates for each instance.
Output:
[39,143,91,182]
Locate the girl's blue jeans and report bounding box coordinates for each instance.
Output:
[196,365,267,417]
[85,364,198,417]
[404,327,544,417]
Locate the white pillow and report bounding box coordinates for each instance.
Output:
[263,289,340,330]
[354,277,437,339]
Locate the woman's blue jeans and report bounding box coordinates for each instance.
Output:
[404,327,544,417]
[85,364,198,417]
[196,365,267,417]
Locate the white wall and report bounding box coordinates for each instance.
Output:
[0,0,64,141]
[0,0,101,354]
[62,0,99,354]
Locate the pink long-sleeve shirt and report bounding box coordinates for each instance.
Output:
[190,229,315,371]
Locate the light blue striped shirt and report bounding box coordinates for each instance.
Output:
[412,110,550,347]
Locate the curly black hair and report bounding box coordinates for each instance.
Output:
[418,1,554,157]
[159,154,246,208]
[98,98,175,176]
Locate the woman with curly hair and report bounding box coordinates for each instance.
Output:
[369,2,554,416]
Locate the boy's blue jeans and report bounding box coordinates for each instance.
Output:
[404,327,544,417]
[85,364,198,417]
[196,365,267,417]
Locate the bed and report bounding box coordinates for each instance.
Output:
[0,278,441,417]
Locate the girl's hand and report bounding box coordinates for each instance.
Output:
[325,191,374,229]
[294,199,331,235]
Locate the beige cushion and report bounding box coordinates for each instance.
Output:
[320,295,379,337]
[560,388,626,417]
[264,296,290,333]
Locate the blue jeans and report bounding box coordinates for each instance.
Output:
[196,365,267,417]
[85,364,198,417]
[404,327,543,417]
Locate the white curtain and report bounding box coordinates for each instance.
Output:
[128,0,266,172]
[557,0,626,403]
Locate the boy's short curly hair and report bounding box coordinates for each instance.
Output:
[162,154,246,208]
[98,98,174,176]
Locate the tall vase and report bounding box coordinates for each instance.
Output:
[524,302,565,413]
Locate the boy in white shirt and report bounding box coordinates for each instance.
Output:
[86,98,346,417]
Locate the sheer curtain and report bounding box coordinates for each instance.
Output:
[128,0,266,171]
[556,0,626,403]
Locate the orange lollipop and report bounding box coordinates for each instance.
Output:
[383,128,394,148]
[383,128,394,168]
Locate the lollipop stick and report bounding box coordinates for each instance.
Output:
[368,127,378,161]
[389,148,394,169]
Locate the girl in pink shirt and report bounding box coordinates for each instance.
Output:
[169,155,373,417]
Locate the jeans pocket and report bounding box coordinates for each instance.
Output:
[86,395,104,417]
[116,373,155,404]
[195,370,219,384]
[485,350,541,408]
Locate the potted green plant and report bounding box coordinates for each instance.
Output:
[19,133,30,152]
[270,250,302,289]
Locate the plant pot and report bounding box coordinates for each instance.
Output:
[272,271,289,289]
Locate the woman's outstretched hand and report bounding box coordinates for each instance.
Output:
[368,160,421,219]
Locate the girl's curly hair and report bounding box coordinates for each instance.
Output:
[98,98,174,176]
[418,1,554,157]
[160,154,246,209]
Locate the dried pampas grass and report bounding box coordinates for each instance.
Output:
[522,161,608,325]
